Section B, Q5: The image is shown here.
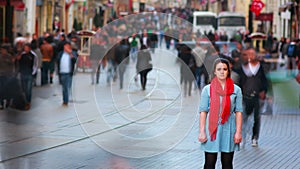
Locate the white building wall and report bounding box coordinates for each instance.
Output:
[68,4,74,33]
[279,0,291,38]
[26,0,36,35]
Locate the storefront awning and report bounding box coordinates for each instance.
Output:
[77,30,96,37]
[249,32,267,40]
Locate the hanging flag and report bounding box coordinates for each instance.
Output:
[250,0,265,16]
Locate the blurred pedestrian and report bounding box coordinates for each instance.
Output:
[221,43,231,57]
[140,29,151,48]
[231,41,243,71]
[0,44,15,73]
[237,47,268,147]
[90,38,107,84]
[266,32,273,52]
[0,44,15,109]
[281,38,290,64]
[198,58,243,169]
[1,44,28,110]
[136,44,152,91]
[286,39,298,76]
[115,39,130,90]
[129,34,140,63]
[203,44,220,85]
[149,29,158,53]
[164,27,172,50]
[105,43,117,85]
[57,34,67,54]
[16,43,38,107]
[57,42,77,106]
[178,45,196,96]
[192,40,206,90]
[40,36,54,85]
[30,38,43,86]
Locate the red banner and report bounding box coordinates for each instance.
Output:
[250,0,265,16]
[0,0,7,6]
[9,0,25,10]
[10,0,23,6]
[255,13,273,21]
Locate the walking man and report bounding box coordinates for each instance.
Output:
[192,40,206,89]
[40,36,54,85]
[16,43,38,108]
[115,39,130,90]
[237,47,268,147]
[57,42,77,106]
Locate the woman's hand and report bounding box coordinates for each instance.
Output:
[198,132,208,143]
[234,132,242,144]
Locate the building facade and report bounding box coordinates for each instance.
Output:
[0,0,27,43]
[278,0,299,39]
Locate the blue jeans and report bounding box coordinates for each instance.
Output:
[106,60,116,84]
[21,74,33,103]
[118,64,127,89]
[130,47,138,62]
[195,66,203,89]
[41,61,51,85]
[60,73,72,104]
[243,96,261,140]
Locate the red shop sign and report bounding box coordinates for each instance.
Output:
[255,13,273,21]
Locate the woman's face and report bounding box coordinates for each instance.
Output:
[214,62,229,81]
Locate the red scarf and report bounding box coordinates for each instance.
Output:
[209,77,234,141]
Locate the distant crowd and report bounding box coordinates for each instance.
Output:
[0,9,299,110]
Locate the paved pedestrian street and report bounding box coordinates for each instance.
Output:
[0,49,300,169]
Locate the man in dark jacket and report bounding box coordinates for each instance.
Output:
[16,43,38,107]
[57,42,77,106]
[114,39,130,89]
[237,47,268,147]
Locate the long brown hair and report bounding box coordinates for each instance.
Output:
[211,58,231,80]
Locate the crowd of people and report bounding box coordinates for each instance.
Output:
[192,33,300,169]
[0,31,80,109]
[194,37,299,168]
[0,9,300,168]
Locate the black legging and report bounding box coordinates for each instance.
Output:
[139,69,149,90]
[204,152,234,169]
